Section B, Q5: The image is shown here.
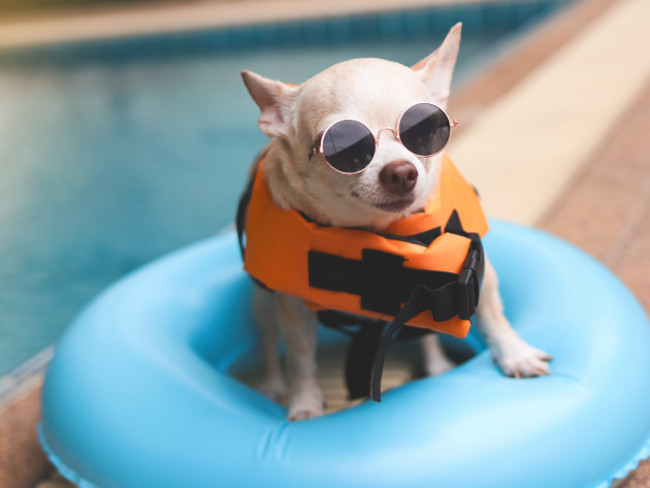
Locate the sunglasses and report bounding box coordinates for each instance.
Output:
[311,102,457,174]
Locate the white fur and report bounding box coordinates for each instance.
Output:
[242,23,551,420]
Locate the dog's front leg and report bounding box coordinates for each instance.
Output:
[420,334,455,376]
[253,286,288,403]
[476,256,552,377]
[275,292,325,420]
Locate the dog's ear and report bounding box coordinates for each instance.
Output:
[411,23,461,109]
[241,70,298,138]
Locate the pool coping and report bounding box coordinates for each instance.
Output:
[0,0,505,50]
[0,347,52,408]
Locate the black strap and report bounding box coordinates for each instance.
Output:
[346,323,384,400]
[376,226,442,247]
[318,310,387,399]
[319,310,430,399]
[371,284,433,401]
[308,244,483,322]
[235,167,256,261]
[309,250,461,319]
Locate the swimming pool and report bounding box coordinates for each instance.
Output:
[0,0,571,377]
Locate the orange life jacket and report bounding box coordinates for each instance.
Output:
[236,152,488,401]
[239,153,489,338]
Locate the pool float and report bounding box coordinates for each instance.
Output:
[39,220,650,488]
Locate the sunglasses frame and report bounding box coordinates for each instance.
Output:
[311,102,458,175]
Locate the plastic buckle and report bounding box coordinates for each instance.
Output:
[456,249,481,320]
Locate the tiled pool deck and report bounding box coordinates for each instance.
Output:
[1,0,649,486]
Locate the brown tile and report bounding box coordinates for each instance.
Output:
[0,384,52,488]
[540,170,640,260]
[35,477,74,488]
[540,81,650,270]
[620,459,650,488]
[611,203,650,312]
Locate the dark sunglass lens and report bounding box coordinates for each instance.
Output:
[399,103,451,156]
[322,120,375,173]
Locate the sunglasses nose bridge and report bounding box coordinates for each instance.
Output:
[375,127,400,145]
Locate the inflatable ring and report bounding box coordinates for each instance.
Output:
[39,220,650,488]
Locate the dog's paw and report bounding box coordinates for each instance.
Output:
[257,378,288,405]
[494,337,553,378]
[289,407,323,421]
[288,389,326,421]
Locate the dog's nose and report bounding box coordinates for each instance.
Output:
[379,160,418,194]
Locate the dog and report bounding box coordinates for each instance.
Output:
[240,23,551,420]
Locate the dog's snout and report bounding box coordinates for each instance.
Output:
[379,160,418,194]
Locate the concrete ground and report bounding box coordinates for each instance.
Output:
[0,0,648,486]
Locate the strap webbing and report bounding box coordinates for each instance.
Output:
[235,167,256,261]
[371,284,438,401]
[318,310,430,399]
[347,324,384,400]
[309,250,460,319]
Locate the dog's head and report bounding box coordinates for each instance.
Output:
[242,24,461,230]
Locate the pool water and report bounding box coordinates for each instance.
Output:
[0,1,570,377]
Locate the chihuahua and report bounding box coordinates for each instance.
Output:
[241,23,551,420]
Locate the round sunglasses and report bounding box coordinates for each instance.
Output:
[310,102,457,174]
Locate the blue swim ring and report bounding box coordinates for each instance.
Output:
[39,220,650,488]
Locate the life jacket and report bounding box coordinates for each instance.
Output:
[236,151,489,401]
